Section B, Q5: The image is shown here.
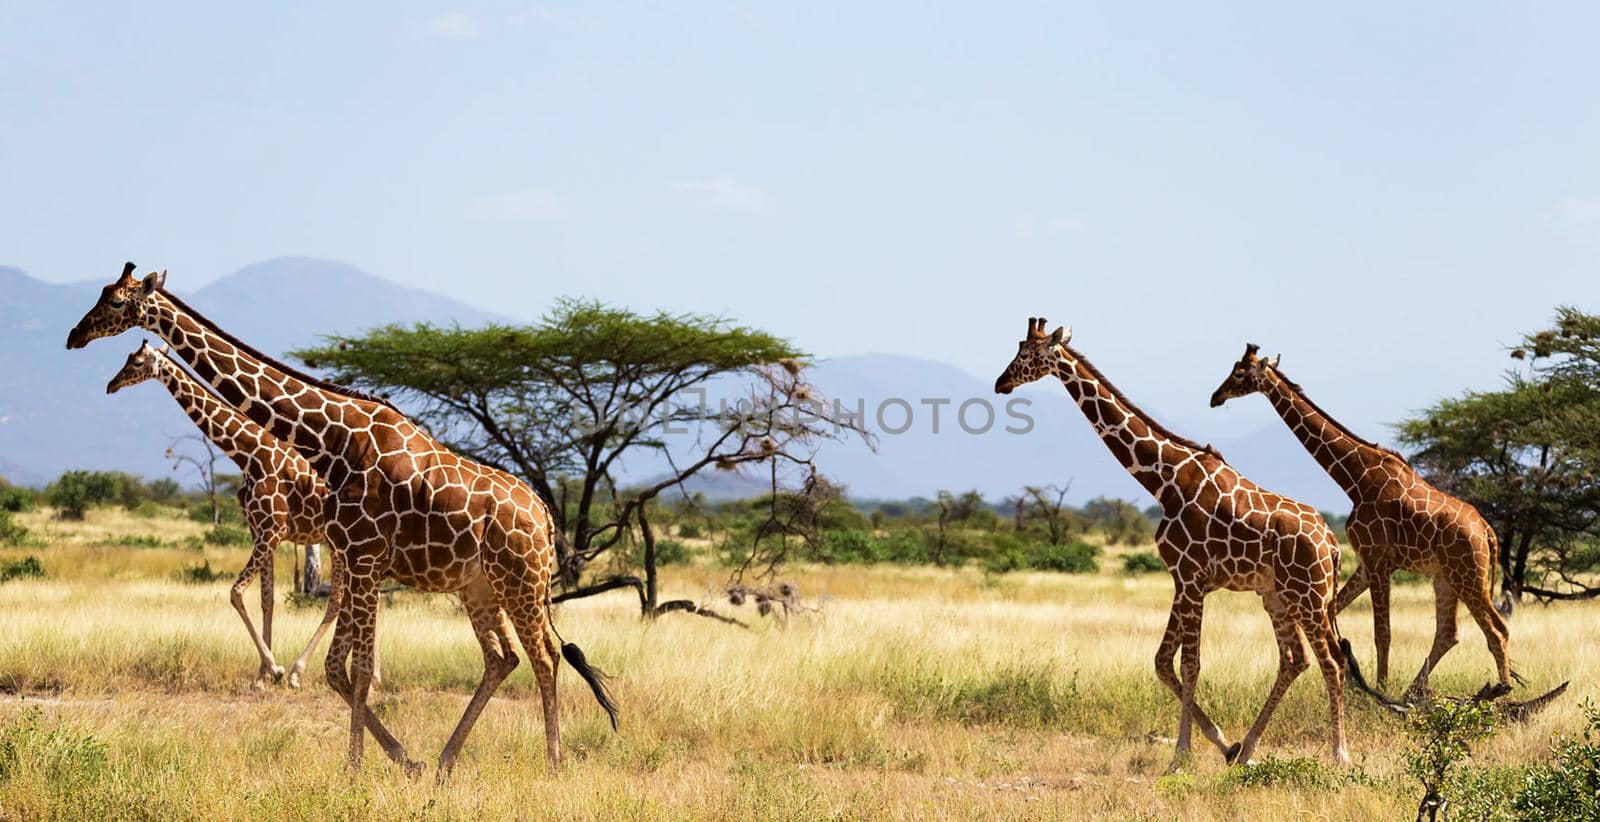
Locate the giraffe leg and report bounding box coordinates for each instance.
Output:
[259,545,282,684]
[325,571,419,776]
[436,579,520,780]
[1332,562,1370,615]
[1230,597,1309,766]
[500,577,563,765]
[231,535,284,689]
[1369,572,1393,688]
[1304,613,1350,766]
[1454,564,1513,696]
[1403,576,1459,700]
[1168,590,1208,773]
[1153,602,1230,756]
[288,546,344,690]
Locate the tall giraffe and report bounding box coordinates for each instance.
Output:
[106,340,351,690]
[1209,344,1512,700]
[68,264,617,775]
[995,318,1349,768]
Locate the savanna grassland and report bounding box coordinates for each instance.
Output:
[0,506,1593,821]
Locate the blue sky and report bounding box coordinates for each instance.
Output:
[3,2,1598,441]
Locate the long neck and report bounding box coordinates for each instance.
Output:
[156,361,268,473]
[1051,345,1211,507]
[1257,368,1388,502]
[139,291,369,469]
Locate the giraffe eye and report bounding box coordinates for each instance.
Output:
[110,296,126,308]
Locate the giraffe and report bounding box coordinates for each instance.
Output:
[68,263,618,776]
[105,340,353,690]
[995,318,1350,768]
[1209,343,1512,700]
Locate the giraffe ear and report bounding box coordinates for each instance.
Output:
[140,270,166,295]
[1050,325,1069,344]
[1266,354,1281,369]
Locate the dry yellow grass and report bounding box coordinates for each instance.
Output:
[0,513,1592,820]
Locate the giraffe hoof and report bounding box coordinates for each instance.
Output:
[270,665,287,684]
[1223,742,1244,765]
[402,759,425,780]
[287,669,303,690]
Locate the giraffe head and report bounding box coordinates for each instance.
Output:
[994,317,1070,394]
[106,340,171,395]
[66,262,166,350]
[1208,343,1280,407]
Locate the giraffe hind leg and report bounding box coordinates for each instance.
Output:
[231,535,285,688]
[1230,599,1309,766]
[436,579,521,780]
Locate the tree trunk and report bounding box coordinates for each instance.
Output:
[302,543,322,595]
[1511,530,1534,601]
[638,500,659,614]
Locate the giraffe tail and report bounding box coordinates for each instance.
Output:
[561,642,619,731]
[1340,638,1411,715]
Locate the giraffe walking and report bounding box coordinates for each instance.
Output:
[995,318,1349,768]
[106,340,351,689]
[1210,344,1512,700]
[69,264,617,776]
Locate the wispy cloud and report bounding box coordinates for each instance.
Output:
[1558,196,1600,235]
[468,189,569,222]
[672,176,774,214]
[416,12,475,38]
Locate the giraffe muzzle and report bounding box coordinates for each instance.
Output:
[66,324,90,350]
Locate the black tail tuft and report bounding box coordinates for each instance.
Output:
[562,642,619,731]
[1341,638,1410,715]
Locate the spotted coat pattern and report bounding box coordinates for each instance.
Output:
[995,319,1348,768]
[1210,344,1511,698]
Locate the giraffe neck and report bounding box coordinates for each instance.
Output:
[155,359,268,474]
[1051,345,1212,507]
[139,290,372,469]
[1258,368,1388,502]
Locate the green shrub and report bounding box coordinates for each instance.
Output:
[0,556,46,583]
[985,541,1099,574]
[113,534,168,549]
[1221,755,1346,791]
[178,560,231,584]
[1512,700,1600,819]
[1404,698,1499,821]
[676,522,703,539]
[1122,550,1166,574]
[0,485,35,513]
[0,511,28,545]
[203,525,250,547]
[649,538,692,566]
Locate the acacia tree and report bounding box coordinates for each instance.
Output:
[1397,307,1600,600]
[294,299,871,614]
[1019,482,1081,546]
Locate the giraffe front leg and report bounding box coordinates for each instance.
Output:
[1153,600,1231,759]
[230,539,281,690]
[328,568,419,776]
[1403,576,1459,701]
[258,546,285,686]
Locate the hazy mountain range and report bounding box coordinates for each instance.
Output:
[0,258,1354,510]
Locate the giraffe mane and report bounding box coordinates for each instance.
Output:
[1062,345,1224,459]
[158,289,404,414]
[1272,368,1404,461]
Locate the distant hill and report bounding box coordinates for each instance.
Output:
[0,258,1351,509]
